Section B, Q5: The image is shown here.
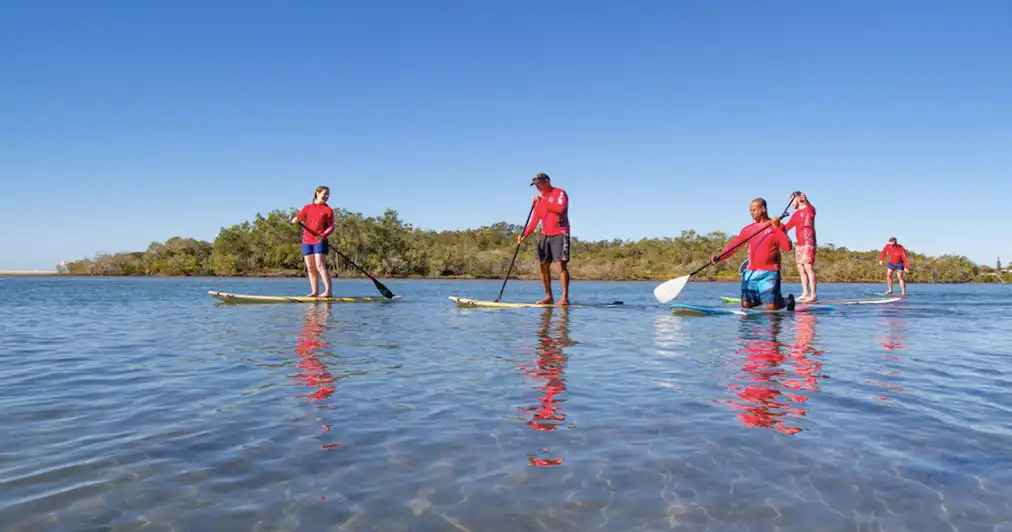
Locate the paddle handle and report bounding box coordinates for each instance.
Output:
[495,200,537,302]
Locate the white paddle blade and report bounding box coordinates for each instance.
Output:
[653,275,690,303]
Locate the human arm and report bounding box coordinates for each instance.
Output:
[542,189,568,214]
[783,211,800,233]
[773,224,793,252]
[319,207,335,238]
[291,206,306,224]
[713,226,751,263]
[518,203,545,242]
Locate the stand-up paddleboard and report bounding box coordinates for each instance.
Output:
[448,296,623,308]
[672,302,836,316]
[721,295,903,306]
[863,290,905,297]
[209,290,401,304]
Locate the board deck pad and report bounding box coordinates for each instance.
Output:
[449,296,623,308]
[672,302,836,316]
[209,290,401,304]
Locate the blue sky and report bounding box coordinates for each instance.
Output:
[2,1,1009,270]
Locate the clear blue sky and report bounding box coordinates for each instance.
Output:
[2,1,1009,270]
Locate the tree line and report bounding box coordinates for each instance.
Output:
[61,207,1010,283]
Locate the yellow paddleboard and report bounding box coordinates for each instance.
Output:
[209,290,400,304]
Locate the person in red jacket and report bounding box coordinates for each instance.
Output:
[713,197,795,310]
[879,237,908,296]
[784,191,818,302]
[291,186,335,297]
[517,173,570,305]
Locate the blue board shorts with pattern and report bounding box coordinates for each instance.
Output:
[741,269,784,307]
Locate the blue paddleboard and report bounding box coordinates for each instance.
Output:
[672,302,836,316]
[722,296,902,306]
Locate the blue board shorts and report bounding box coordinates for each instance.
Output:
[888,262,904,271]
[302,241,329,256]
[741,269,784,307]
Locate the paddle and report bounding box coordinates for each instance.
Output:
[495,200,537,302]
[297,222,396,299]
[653,198,794,303]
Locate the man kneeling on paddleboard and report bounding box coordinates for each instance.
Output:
[712,197,795,311]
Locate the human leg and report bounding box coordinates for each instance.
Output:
[303,253,320,296]
[804,263,817,301]
[537,261,554,304]
[556,261,569,306]
[313,249,331,297]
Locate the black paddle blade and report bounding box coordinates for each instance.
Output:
[373,279,395,299]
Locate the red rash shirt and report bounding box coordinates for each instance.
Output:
[784,204,816,247]
[296,203,335,244]
[523,187,570,238]
[723,222,793,271]
[880,244,907,265]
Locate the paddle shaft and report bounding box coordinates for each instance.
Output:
[689,198,795,277]
[495,200,537,302]
[297,221,396,299]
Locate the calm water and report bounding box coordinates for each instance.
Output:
[2,276,1012,531]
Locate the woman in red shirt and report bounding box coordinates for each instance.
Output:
[291,186,335,297]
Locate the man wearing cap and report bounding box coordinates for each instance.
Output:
[879,237,908,296]
[517,173,571,305]
[784,191,818,302]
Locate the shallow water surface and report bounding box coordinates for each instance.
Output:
[2,277,1011,530]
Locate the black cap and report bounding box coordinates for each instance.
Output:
[790,190,802,198]
[530,173,550,186]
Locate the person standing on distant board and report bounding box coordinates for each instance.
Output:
[784,191,818,302]
[291,186,335,297]
[712,197,795,311]
[879,237,908,296]
[517,173,570,306]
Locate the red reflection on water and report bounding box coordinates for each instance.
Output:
[868,316,908,404]
[293,304,342,449]
[879,317,907,351]
[520,308,577,466]
[723,314,825,435]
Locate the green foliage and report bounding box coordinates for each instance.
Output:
[63,207,991,283]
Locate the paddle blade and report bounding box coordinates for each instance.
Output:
[653,275,690,303]
[373,279,395,299]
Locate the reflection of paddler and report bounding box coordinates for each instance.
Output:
[295,304,335,401]
[726,315,805,435]
[879,316,907,352]
[521,307,577,467]
[521,307,576,432]
[784,311,823,393]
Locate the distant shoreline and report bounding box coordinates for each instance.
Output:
[0,270,1000,284]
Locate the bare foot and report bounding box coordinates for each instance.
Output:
[798,294,810,302]
[536,296,554,304]
[807,297,818,303]
[306,293,319,297]
[555,298,569,306]
[320,293,332,298]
